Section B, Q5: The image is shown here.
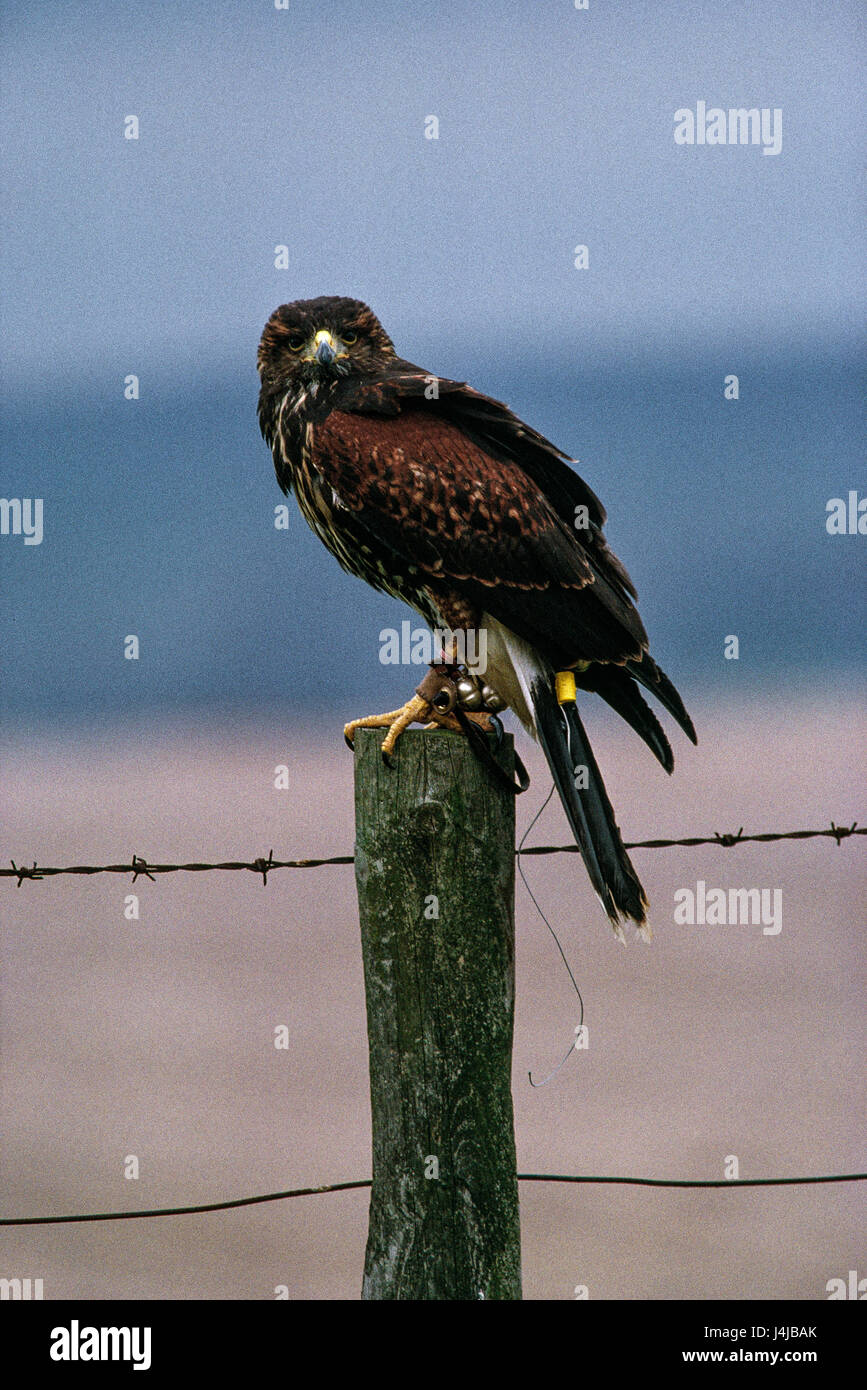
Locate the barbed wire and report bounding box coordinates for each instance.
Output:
[2,1170,864,1227]
[2,821,861,885]
[3,820,862,1225]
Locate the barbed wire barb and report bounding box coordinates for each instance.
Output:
[130,855,155,883]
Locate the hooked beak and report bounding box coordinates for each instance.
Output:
[313,329,338,365]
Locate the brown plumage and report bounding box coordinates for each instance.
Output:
[257,295,696,936]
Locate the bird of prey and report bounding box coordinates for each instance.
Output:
[257,295,696,938]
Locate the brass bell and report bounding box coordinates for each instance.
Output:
[481,684,506,712]
[432,681,457,713]
[456,676,483,710]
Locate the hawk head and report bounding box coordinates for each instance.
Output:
[257,296,396,394]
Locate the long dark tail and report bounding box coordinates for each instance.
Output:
[530,674,649,936]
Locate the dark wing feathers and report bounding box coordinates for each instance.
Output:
[309,405,648,665]
[574,663,675,772]
[314,410,587,589]
[331,361,638,605]
[626,652,698,745]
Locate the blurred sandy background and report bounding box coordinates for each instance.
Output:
[1,691,864,1300]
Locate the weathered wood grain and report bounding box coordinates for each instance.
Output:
[354,727,521,1300]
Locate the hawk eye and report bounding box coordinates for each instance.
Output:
[287,333,306,352]
[342,330,357,344]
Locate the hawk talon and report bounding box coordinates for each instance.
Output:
[343,690,498,764]
[343,694,434,761]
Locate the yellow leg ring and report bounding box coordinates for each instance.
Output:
[555,670,577,705]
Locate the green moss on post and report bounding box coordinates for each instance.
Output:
[354,726,521,1300]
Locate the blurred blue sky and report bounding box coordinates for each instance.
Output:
[1,0,863,379]
[1,0,863,729]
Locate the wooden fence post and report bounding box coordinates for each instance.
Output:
[354,726,521,1301]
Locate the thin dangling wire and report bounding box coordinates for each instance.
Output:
[516,731,587,1087]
